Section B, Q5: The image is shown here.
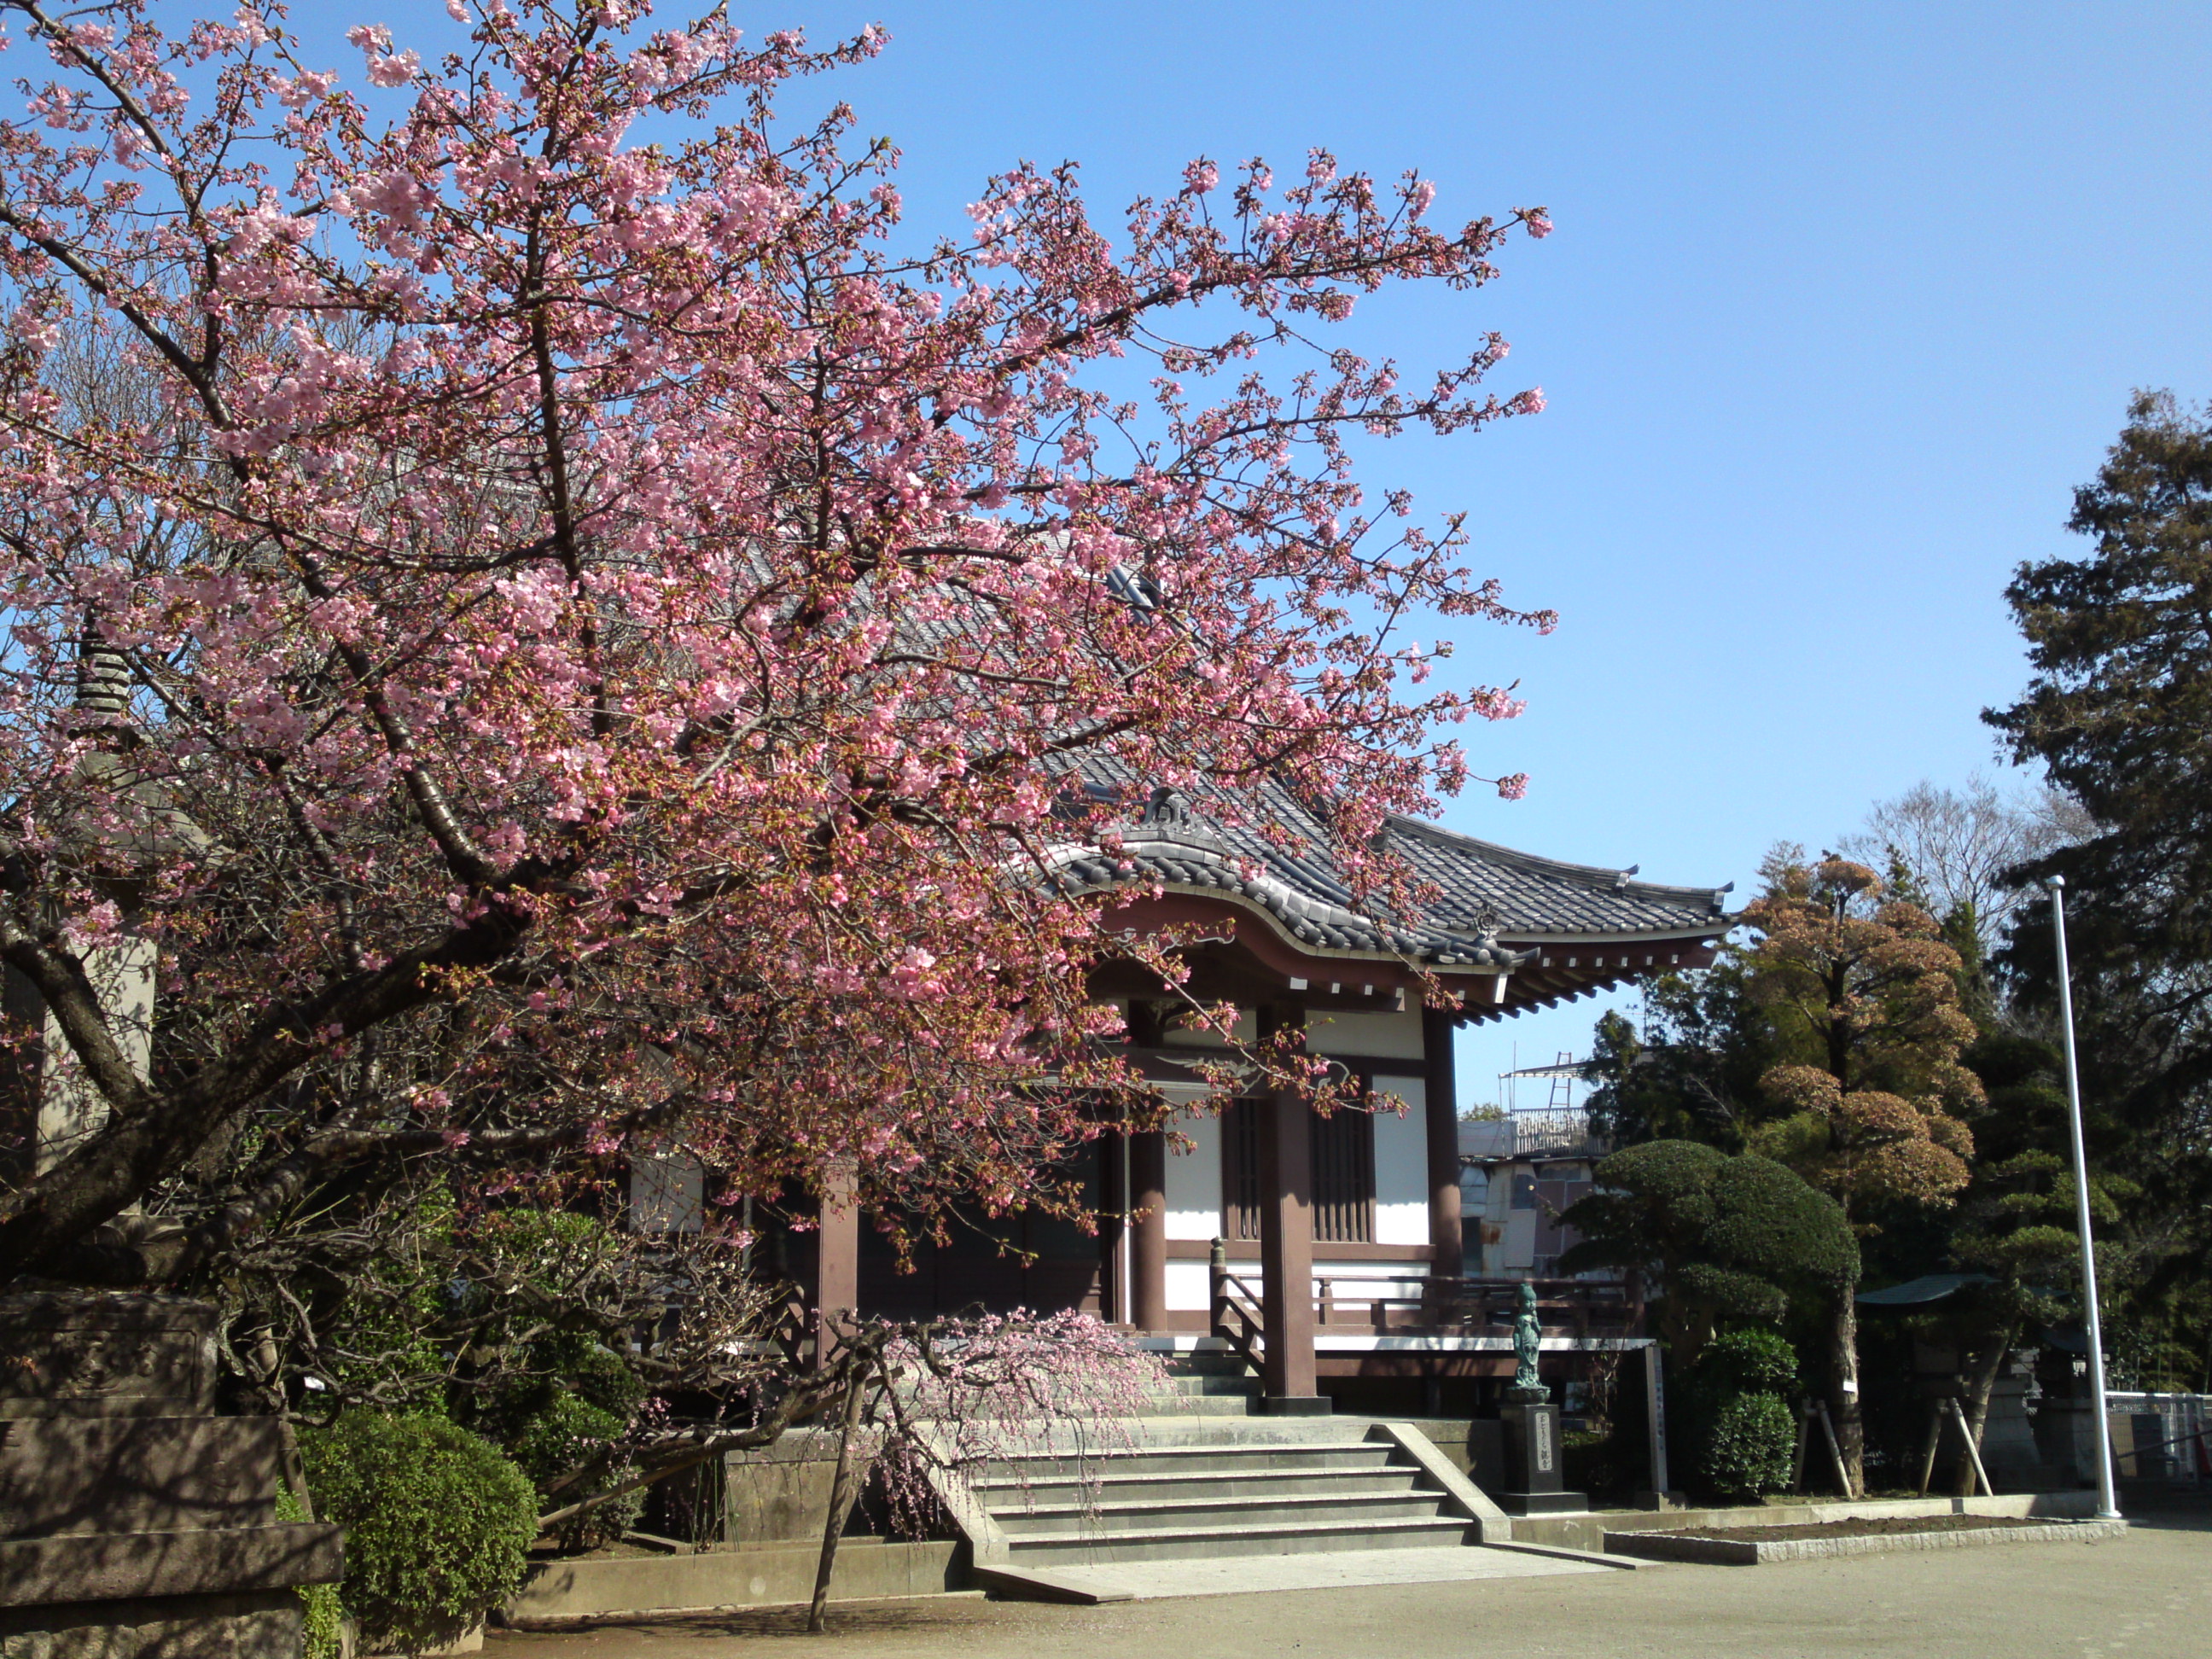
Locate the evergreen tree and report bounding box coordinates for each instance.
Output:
[1986,389,2212,1391]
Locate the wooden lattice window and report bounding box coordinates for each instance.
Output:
[1221,1098,1264,1241]
[1309,1106,1375,1244]
[1221,1096,1377,1245]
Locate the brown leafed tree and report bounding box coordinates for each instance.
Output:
[1740,850,1982,1493]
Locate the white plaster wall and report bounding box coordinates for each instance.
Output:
[1315,1260,1429,1301]
[1169,1260,1432,1313]
[1166,1259,1214,1311]
[1308,1008,1425,1059]
[1370,1080,1429,1246]
[1164,1109,1223,1240]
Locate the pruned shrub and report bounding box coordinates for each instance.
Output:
[1701,1391,1796,1499]
[1689,1329,1799,1501]
[299,1412,537,1654]
[1697,1328,1798,1398]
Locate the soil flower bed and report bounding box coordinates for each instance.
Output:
[1604,1511,2126,1566]
[1679,1515,2044,1544]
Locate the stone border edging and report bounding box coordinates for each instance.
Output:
[1604,1518,2128,1565]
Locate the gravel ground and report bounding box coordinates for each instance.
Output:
[486,1486,2210,1659]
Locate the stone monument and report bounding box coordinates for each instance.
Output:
[1495,1282,1586,1516]
[0,1292,344,1659]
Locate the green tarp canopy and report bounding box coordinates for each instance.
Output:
[1854,1272,1996,1307]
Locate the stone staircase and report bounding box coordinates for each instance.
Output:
[936,1412,1512,1596]
[1150,1339,1262,1416]
[977,1418,1475,1562]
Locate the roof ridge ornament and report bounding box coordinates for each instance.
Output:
[1144,785,1194,829]
[1123,783,1231,854]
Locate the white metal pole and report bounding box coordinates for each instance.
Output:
[2047,875,2121,1519]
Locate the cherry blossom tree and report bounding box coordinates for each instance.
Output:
[0,0,1555,1286]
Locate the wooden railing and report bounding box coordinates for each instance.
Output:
[1211,1260,1638,1340]
[1344,1273,1637,1336]
[1207,1238,1266,1374]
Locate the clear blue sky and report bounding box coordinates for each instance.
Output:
[732,1,2212,1087]
[330,3,2212,1085]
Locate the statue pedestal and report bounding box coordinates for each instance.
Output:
[1496,1401,1587,1516]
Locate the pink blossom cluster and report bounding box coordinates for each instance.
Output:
[0,0,1557,1269]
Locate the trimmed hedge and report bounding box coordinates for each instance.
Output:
[299,1412,537,1652]
[1697,1328,1798,1398]
[1702,1391,1797,1499]
[1690,1329,1800,1500]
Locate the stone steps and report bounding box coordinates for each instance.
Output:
[975,1466,1422,1505]
[992,1487,1458,1535]
[977,1437,1394,1480]
[957,1419,1495,1575]
[993,1514,1475,1564]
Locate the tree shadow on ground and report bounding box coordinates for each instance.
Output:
[494,1597,1009,1645]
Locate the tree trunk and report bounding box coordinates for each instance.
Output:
[1954,1324,2018,1498]
[1827,1291,1864,1497]
[806,1366,869,1634]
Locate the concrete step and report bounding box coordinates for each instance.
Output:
[1131,1393,1255,1417]
[1161,1353,1252,1377]
[990,1489,1452,1536]
[1170,1373,1257,1395]
[981,1442,1395,1481]
[1002,1515,1476,1564]
[975,1468,1423,1506]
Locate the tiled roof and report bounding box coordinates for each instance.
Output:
[1042,771,1729,969]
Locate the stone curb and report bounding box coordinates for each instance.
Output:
[1604,1518,2129,1565]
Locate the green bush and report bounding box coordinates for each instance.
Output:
[274,1486,343,1659]
[1701,1392,1796,1499]
[1697,1329,1797,1399]
[299,1412,537,1652]
[509,1394,642,1552]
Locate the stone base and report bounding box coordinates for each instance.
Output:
[1499,1402,1563,1498]
[1260,1395,1333,1417]
[0,1591,300,1659]
[1495,1490,1590,1516]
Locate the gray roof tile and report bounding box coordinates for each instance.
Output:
[1045,771,1727,967]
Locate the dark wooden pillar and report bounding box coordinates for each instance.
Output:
[815,1161,859,1369]
[1131,1127,1170,1332]
[1258,1005,1322,1409]
[1423,1003,1464,1277]
[1097,1128,1127,1324]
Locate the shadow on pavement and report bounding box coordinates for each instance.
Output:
[2111,1481,2212,1533]
[493,1598,1004,1645]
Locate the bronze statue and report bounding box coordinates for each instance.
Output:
[1508,1280,1548,1402]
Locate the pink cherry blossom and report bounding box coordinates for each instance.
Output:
[0,0,1557,1278]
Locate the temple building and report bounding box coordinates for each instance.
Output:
[658,780,1732,1417]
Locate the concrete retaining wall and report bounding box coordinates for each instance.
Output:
[503,1539,963,1625]
[1606,1517,2128,1564]
[1507,1490,2100,1553]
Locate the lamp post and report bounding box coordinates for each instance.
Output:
[2046,875,2121,1520]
